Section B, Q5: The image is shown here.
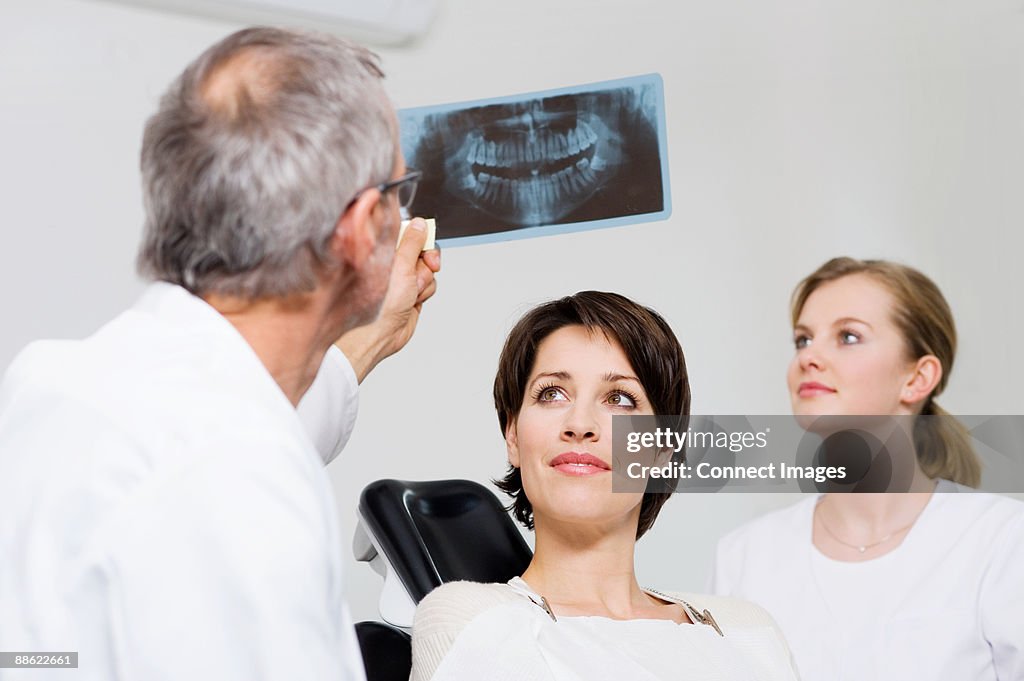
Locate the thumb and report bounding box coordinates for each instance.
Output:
[395,218,428,270]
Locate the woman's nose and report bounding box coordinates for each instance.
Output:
[562,402,600,442]
[797,345,824,372]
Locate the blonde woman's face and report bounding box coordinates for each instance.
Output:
[787,274,920,417]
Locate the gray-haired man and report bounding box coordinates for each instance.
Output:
[0,27,439,680]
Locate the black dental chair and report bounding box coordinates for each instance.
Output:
[354,621,413,681]
[353,479,533,681]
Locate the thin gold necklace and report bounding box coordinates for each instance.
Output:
[815,501,923,554]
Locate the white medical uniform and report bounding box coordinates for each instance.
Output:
[0,282,365,681]
[711,483,1024,681]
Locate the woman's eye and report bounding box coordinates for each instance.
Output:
[840,330,860,345]
[539,387,567,402]
[607,391,637,408]
[794,335,811,350]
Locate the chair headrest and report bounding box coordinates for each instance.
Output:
[358,479,533,602]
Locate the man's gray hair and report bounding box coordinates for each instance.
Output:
[137,27,396,297]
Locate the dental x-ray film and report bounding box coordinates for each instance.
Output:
[398,74,671,247]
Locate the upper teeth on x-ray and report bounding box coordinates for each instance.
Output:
[401,76,666,242]
[453,106,613,225]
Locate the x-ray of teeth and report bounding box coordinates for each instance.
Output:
[398,74,670,246]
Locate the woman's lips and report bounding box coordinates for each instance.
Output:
[549,452,611,476]
[798,381,837,398]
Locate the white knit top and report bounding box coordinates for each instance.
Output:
[410,580,800,681]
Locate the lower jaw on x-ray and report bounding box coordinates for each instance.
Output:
[452,109,615,225]
[403,79,666,241]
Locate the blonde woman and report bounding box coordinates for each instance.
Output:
[712,258,1024,681]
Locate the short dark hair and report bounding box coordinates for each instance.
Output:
[493,291,690,539]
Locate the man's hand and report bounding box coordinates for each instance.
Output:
[335,218,441,383]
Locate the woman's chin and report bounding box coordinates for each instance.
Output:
[532,488,641,530]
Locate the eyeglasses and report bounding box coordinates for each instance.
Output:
[379,170,421,211]
[351,170,422,219]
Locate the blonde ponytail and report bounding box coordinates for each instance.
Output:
[914,400,981,487]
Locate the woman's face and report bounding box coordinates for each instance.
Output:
[787,273,925,417]
[506,325,653,530]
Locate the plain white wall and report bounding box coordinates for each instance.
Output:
[2,0,1022,623]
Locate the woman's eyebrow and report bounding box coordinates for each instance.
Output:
[528,370,571,386]
[793,317,873,334]
[604,373,641,384]
[832,316,872,329]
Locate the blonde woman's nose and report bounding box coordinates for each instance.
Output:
[797,344,825,372]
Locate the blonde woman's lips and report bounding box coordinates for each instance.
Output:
[798,381,836,398]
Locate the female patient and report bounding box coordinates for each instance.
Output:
[410,291,799,681]
[712,257,1024,681]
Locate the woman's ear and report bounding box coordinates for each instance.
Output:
[505,420,520,468]
[654,447,674,466]
[900,354,943,408]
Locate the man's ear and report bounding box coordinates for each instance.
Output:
[900,355,943,408]
[330,188,381,270]
[505,420,520,468]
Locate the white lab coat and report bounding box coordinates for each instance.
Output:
[0,282,365,681]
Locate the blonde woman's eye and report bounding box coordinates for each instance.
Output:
[840,330,861,344]
[794,335,811,350]
[608,391,638,408]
